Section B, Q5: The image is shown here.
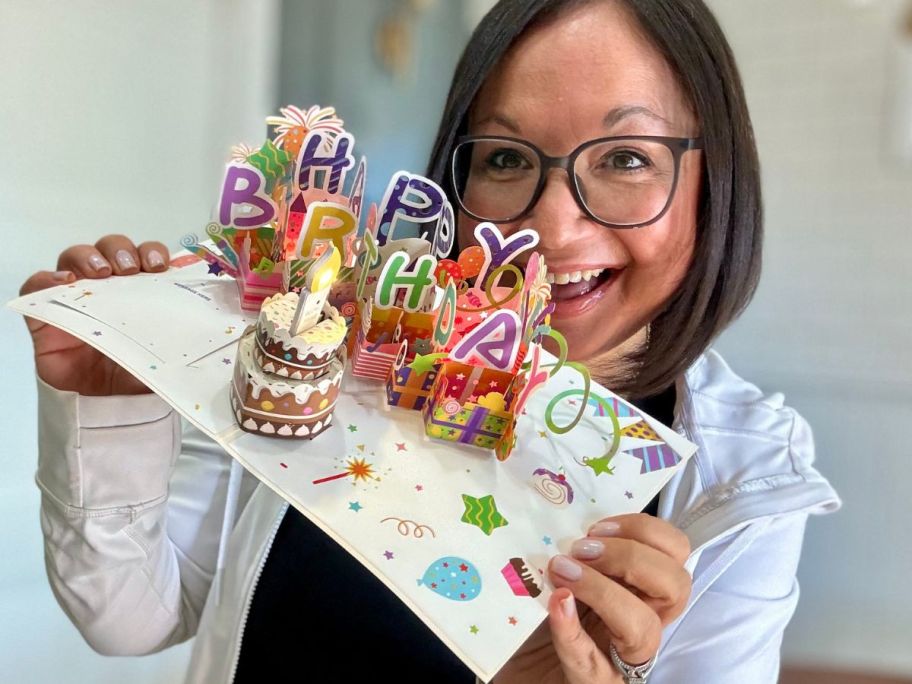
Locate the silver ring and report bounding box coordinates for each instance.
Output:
[609,642,656,684]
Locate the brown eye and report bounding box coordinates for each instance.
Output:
[486,149,533,170]
[603,150,650,171]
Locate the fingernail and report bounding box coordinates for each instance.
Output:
[589,521,621,537]
[147,249,165,268]
[571,539,604,560]
[552,555,583,581]
[115,249,137,270]
[561,595,576,619]
[88,254,110,273]
[52,270,74,283]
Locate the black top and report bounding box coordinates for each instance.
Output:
[233,384,676,682]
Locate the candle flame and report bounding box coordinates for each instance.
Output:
[307,245,341,293]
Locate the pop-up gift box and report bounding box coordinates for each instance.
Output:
[422,361,521,450]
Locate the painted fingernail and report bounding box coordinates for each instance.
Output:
[589,521,621,537]
[88,254,110,273]
[561,595,576,619]
[52,270,75,283]
[552,555,583,581]
[147,249,165,268]
[571,539,604,560]
[115,249,137,270]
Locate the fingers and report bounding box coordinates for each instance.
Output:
[587,514,691,564]
[570,536,692,624]
[57,244,113,279]
[95,234,141,275]
[55,235,168,279]
[547,588,616,684]
[19,270,76,297]
[550,555,661,666]
[136,241,169,272]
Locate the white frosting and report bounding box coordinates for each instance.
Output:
[234,330,343,405]
[258,292,347,356]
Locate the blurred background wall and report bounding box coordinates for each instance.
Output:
[1,0,909,682]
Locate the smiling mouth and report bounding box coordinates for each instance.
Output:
[546,267,615,301]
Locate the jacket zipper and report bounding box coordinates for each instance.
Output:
[227,500,289,684]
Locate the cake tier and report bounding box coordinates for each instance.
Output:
[231,328,343,439]
[255,292,347,377]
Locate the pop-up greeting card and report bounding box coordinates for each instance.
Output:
[8,104,698,682]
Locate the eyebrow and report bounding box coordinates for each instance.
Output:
[472,113,522,135]
[602,105,673,130]
[474,105,674,135]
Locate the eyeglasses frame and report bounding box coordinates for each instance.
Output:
[450,134,704,229]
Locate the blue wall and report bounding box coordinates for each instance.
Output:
[279,0,469,205]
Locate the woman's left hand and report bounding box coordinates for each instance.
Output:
[497,514,692,683]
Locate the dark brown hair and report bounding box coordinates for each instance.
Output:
[426,0,763,399]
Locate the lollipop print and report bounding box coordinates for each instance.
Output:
[531,468,574,506]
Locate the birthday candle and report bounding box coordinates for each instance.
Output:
[290,246,341,335]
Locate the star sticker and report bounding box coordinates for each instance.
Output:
[542,536,552,545]
[356,444,365,452]
[455,372,466,380]
[415,484,423,491]
[347,424,358,432]
[461,494,509,535]
[585,456,615,477]
[383,550,394,560]
[479,311,488,319]
[92,330,102,336]
[395,442,407,452]
[222,357,231,365]
[348,501,362,512]
[508,616,518,626]
[149,364,157,370]
[568,399,577,406]
[538,430,547,438]
[469,625,479,635]
[207,261,224,276]
[408,352,447,375]
[489,381,498,389]
[625,491,634,499]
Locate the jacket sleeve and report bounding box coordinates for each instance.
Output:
[651,513,809,684]
[34,376,247,656]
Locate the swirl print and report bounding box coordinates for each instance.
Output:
[531,468,574,505]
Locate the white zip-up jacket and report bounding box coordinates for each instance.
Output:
[34,350,840,683]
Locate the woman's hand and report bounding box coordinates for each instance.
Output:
[497,514,692,683]
[19,234,169,396]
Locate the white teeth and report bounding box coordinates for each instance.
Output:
[546,268,607,285]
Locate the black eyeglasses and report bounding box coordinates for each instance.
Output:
[450,134,703,229]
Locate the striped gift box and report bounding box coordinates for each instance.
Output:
[235,236,282,312]
[351,329,401,381]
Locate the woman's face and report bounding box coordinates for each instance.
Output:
[457,1,702,365]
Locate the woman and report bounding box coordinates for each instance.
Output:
[20,1,839,682]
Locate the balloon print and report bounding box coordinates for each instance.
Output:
[418,556,482,602]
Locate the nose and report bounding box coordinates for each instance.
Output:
[521,168,594,251]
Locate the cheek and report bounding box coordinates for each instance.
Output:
[625,158,700,287]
